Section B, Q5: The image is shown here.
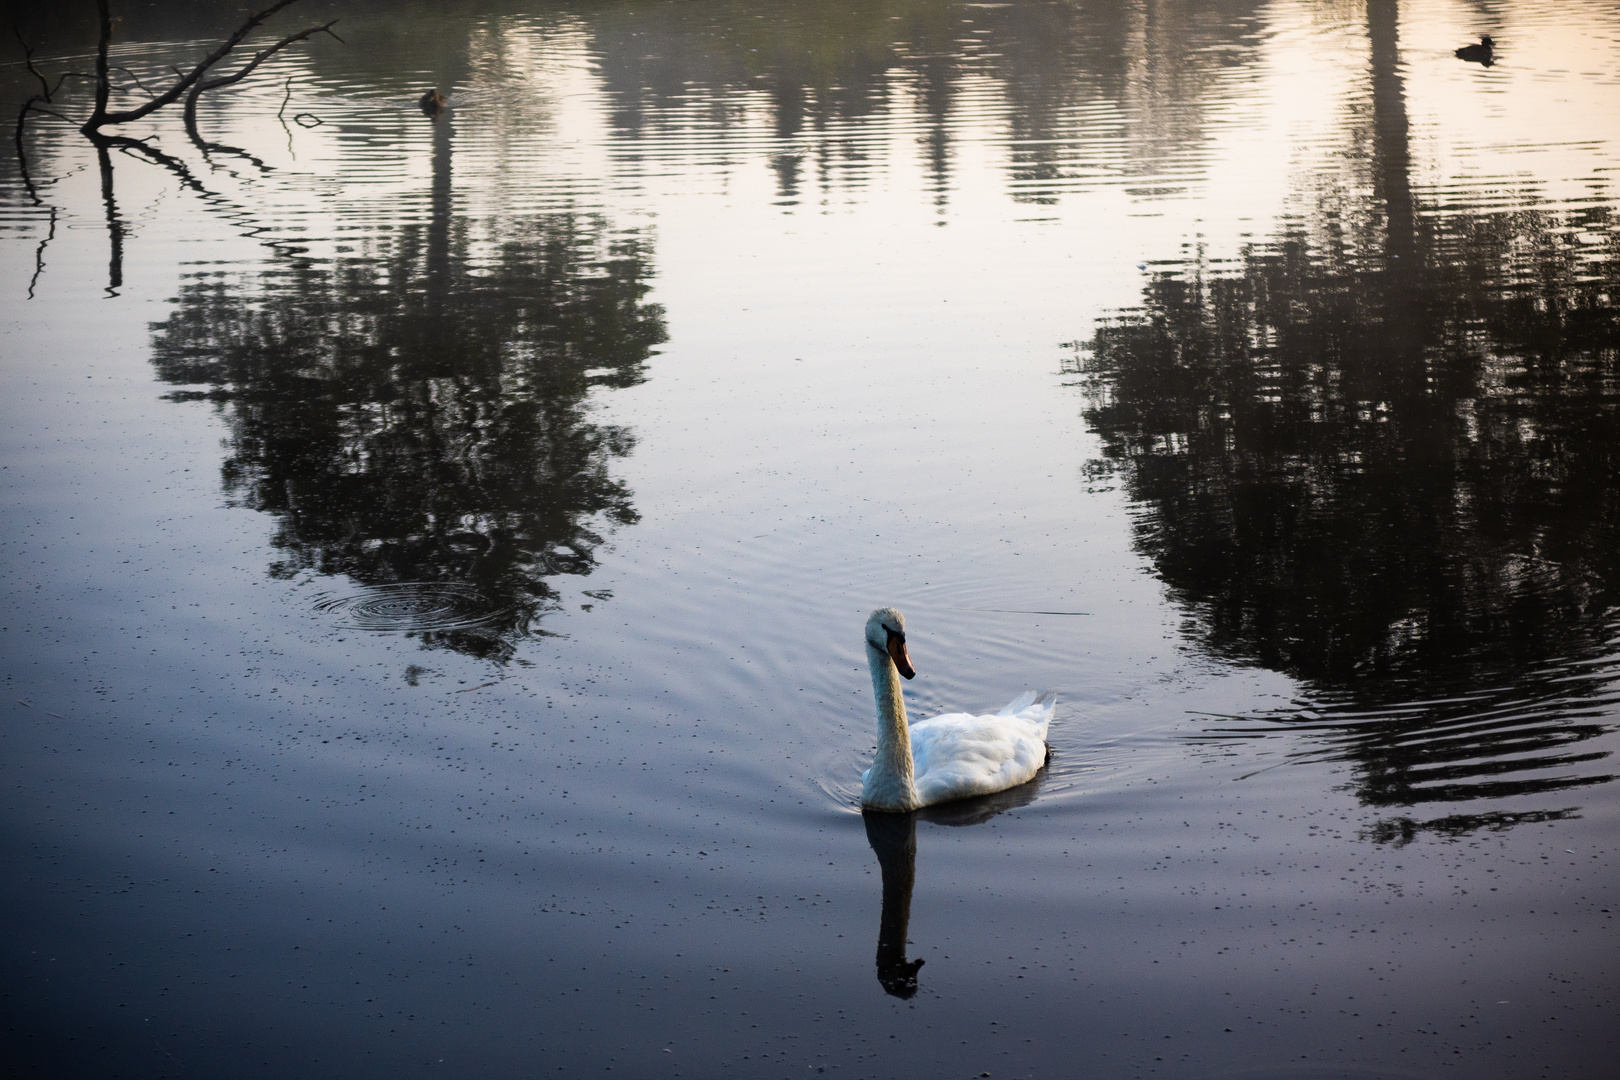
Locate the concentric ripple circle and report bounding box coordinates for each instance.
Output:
[311,583,506,633]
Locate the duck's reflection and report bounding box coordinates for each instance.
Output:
[861,771,1045,998]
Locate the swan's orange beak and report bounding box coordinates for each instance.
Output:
[886,629,916,680]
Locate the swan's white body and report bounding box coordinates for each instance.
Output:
[859,607,1054,812]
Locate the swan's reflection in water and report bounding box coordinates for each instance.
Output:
[862,812,924,998]
[862,770,1046,998]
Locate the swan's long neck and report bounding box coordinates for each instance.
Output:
[864,641,919,811]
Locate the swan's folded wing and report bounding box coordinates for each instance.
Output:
[909,711,1049,805]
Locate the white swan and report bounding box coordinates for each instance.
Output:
[860,607,1054,811]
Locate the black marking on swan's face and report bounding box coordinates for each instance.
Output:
[866,608,916,680]
[865,607,905,649]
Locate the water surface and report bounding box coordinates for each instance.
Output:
[3,1,1618,1076]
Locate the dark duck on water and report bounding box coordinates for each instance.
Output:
[1455,36,1494,65]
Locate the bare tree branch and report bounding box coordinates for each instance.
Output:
[12,78,62,284]
[14,26,53,99]
[184,19,340,141]
[13,4,338,293]
[110,64,163,98]
[51,72,95,98]
[15,100,47,206]
[11,23,96,201]
[277,76,296,156]
[11,23,92,206]
[22,104,72,123]
[84,0,303,133]
[89,0,112,128]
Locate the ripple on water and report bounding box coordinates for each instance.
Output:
[310,582,507,633]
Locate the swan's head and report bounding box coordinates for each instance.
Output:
[865,607,915,680]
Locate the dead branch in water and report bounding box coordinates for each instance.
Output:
[12,1,342,293]
[183,16,342,144]
[11,1,339,141]
[11,26,93,203]
[81,0,336,134]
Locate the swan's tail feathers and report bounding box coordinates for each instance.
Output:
[1033,693,1057,737]
[1001,691,1057,741]
[997,690,1056,718]
[997,690,1039,716]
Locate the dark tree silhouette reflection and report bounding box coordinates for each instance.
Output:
[149,213,666,660]
[1073,0,1620,839]
[1074,206,1620,833]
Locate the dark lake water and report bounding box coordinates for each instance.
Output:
[4,1,1619,1076]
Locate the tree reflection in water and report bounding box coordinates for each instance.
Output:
[1074,0,1620,842]
[1074,207,1620,838]
[148,211,666,660]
